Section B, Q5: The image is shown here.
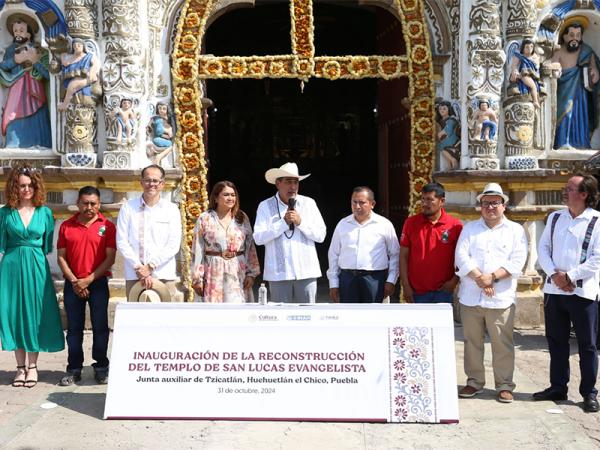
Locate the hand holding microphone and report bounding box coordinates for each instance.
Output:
[285,197,300,230]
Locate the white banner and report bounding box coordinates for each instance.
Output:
[104,303,459,423]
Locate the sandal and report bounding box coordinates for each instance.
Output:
[12,365,26,387]
[24,365,38,388]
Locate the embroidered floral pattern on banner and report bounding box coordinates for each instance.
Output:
[389,326,435,422]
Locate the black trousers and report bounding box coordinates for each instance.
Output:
[64,277,110,372]
[544,293,598,397]
[339,269,387,303]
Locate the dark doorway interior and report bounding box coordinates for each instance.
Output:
[203,2,404,284]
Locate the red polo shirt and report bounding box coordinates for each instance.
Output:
[57,212,117,279]
[400,209,463,294]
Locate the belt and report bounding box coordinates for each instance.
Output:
[205,250,243,259]
[340,269,386,276]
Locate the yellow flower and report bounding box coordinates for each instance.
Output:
[205,59,223,76]
[71,125,89,140]
[181,34,198,53]
[182,153,201,170]
[182,132,200,149]
[348,57,371,77]
[185,12,200,28]
[378,59,401,79]
[407,21,423,39]
[401,0,417,11]
[176,87,196,106]
[411,45,429,65]
[294,58,313,77]
[269,60,286,77]
[181,110,198,130]
[174,58,195,80]
[228,59,247,76]
[415,118,432,134]
[186,177,201,193]
[322,61,341,80]
[187,202,202,218]
[249,60,267,77]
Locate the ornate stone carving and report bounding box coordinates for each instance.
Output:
[65,0,98,39]
[504,101,535,155]
[466,0,505,170]
[506,0,537,39]
[103,151,132,169]
[446,0,460,99]
[63,104,97,159]
[102,0,144,168]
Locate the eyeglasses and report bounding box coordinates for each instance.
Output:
[481,200,503,208]
[142,178,164,185]
[563,187,579,193]
[18,167,35,176]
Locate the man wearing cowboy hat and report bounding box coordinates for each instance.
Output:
[253,162,326,303]
[455,183,527,404]
[0,14,51,148]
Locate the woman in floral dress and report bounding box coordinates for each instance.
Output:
[192,181,260,302]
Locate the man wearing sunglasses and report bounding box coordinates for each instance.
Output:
[455,183,527,404]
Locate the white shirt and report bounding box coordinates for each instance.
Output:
[538,208,600,301]
[253,193,326,281]
[327,212,400,288]
[455,217,528,309]
[116,196,182,280]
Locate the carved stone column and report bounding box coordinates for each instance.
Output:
[503,0,539,170]
[101,0,144,169]
[446,0,461,100]
[465,0,505,170]
[62,0,101,168]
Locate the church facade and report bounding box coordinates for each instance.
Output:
[0,0,597,323]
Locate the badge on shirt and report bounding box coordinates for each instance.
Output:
[441,230,449,243]
[98,225,106,237]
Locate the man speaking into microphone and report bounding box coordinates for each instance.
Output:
[254,162,326,303]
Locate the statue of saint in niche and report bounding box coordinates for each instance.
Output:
[551,18,599,149]
[0,14,51,148]
[57,38,100,111]
[435,100,460,170]
[470,99,497,142]
[146,101,174,166]
[508,39,545,107]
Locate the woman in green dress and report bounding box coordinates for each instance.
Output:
[0,166,64,388]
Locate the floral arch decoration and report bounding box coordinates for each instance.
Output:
[172,0,435,298]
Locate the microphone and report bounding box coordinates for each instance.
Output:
[287,197,296,230]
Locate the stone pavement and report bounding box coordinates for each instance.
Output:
[0,327,599,450]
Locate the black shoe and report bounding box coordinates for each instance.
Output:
[532,387,568,401]
[59,369,82,386]
[94,368,109,385]
[583,394,599,413]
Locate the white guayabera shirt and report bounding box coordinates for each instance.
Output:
[253,193,326,281]
[455,217,528,309]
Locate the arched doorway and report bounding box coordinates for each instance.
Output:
[171,0,435,297]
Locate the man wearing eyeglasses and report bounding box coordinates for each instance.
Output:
[57,186,116,385]
[116,164,182,301]
[455,183,527,404]
[534,174,600,413]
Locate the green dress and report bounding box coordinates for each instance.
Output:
[0,205,64,352]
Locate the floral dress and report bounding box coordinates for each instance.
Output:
[192,210,260,303]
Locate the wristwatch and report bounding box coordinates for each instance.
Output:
[493,272,500,283]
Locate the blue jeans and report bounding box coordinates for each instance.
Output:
[339,269,388,303]
[413,290,454,304]
[64,277,110,371]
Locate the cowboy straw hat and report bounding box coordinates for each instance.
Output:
[7,13,39,36]
[265,162,311,185]
[476,183,509,204]
[128,279,171,303]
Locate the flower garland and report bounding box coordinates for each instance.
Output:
[172,0,435,299]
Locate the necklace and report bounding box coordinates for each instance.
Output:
[274,196,294,239]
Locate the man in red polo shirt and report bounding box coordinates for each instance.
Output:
[57,186,116,385]
[400,182,463,303]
